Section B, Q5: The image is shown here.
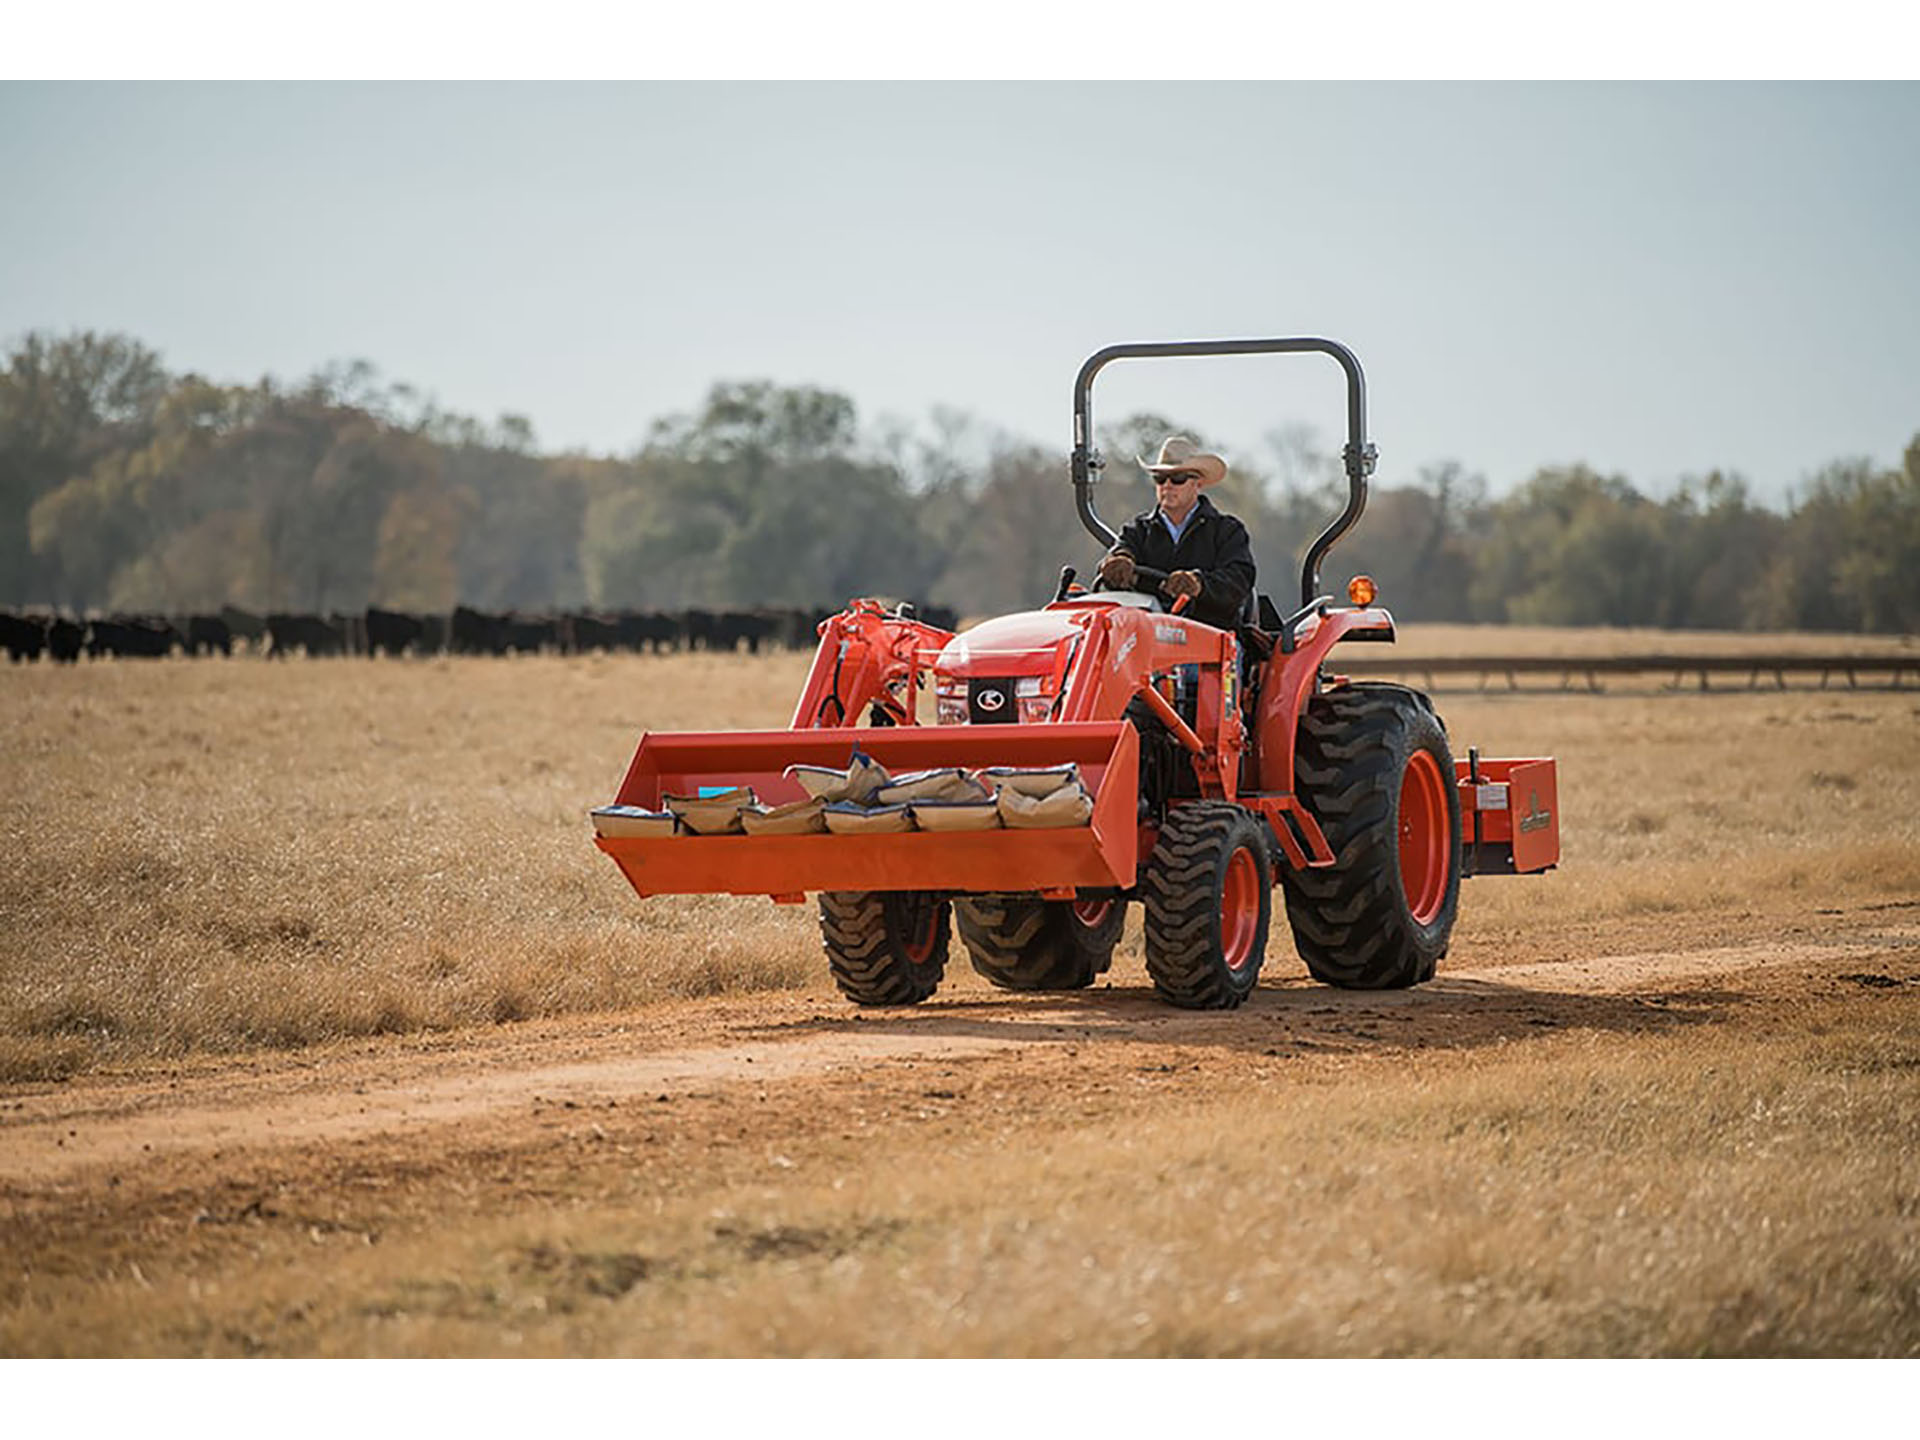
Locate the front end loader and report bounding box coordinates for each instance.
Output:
[594,338,1558,1009]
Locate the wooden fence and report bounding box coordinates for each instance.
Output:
[1336,654,1917,692]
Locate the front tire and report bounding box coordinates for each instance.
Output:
[955,894,1126,990]
[1141,802,1272,1009]
[819,890,950,1005]
[1282,683,1461,989]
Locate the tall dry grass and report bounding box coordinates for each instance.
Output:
[0,650,822,1080]
[3,631,1916,1080]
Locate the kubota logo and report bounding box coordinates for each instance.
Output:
[1518,790,1553,833]
[977,688,1006,712]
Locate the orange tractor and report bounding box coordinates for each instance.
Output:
[594,338,1557,1008]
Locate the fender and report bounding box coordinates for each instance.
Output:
[1250,605,1396,796]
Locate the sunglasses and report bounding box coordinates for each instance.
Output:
[1155,472,1200,487]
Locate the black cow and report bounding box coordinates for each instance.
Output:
[682,608,718,651]
[365,607,425,658]
[46,617,84,663]
[617,609,683,653]
[266,612,345,658]
[768,607,820,649]
[220,606,266,651]
[503,614,559,654]
[329,612,368,656]
[917,602,960,633]
[450,605,506,655]
[704,609,777,654]
[563,613,622,654]
[2,611,47,662]
[87,616,180,658]
[185,615,233,657]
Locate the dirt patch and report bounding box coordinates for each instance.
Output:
[6,924,1911,1188]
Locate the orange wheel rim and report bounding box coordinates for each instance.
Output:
[901,901,938,965]
[1072,897,1112,929]
[1399,750,1449,925]
[1220,847,1260,972]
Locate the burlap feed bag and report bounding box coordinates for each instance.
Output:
[590,805,678,838]
[823,801,916,835]
[878,767,991,804]
[785,750,891,804]
[665,786,758,835]
[740,796,830,836]
[908,799,1003,832]
[997,782,1094,829]
[980,763,1081,798]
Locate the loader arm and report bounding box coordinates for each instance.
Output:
[790,600,954,729]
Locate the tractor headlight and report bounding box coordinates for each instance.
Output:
[1015,675,1054,724]
[936,680,967,725]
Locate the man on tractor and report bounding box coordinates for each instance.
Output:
[1093,435,1256,630]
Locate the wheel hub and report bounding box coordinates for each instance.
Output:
[1398,749,1449,926]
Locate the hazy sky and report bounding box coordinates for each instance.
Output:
[3,81,1916,504]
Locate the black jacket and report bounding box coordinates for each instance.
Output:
[1109,494,1257,631]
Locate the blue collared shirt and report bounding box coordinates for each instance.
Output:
[1159,507,1196,547]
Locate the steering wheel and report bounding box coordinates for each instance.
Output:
[1088,558,1176,612]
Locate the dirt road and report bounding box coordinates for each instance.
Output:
[5,906,1917,1357]
[7,922,1913,1187]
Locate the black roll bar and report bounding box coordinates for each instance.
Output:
[1070,337,1377,610]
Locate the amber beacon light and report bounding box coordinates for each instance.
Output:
[1346,574,1379,607]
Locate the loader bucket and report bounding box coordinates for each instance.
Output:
[595,721,1140,900]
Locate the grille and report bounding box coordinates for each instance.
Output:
[967,677,1018,724]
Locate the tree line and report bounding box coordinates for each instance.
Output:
[4,331,1916,633]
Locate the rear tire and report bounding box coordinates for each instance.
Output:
[955,894,1126,990]
[819,890,950,1005]
[1282,684,1460,989]
[1141,802,1271,1009]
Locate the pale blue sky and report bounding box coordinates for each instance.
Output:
[3,81,1916,504]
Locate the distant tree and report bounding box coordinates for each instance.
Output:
[1,331,170,604]
[932,444,1091,617]
[446,445,587,610]
[1336,461,1486,622]
[1658,470,1785,629]
[1469,466,1672,626]
[581,457,734,609]
[1759,448,1920,633]
[647,381,858,481]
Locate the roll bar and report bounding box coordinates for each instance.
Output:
[1070,337,1377,611]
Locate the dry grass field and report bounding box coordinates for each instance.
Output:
[2,629,1917,1357]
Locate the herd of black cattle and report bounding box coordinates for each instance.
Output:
[0,602,962,663]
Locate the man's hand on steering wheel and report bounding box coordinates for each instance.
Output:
[1162,570,1202,602]
[1095,551,1136,590]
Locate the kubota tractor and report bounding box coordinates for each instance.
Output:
[595,338,1558,1009]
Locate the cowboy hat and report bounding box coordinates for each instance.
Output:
[1137,435,1227,487]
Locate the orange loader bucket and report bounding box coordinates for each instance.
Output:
[595,721,1140,900]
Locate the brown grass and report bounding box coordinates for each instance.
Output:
[2,632,1916,1081]
[9,986,1915,1358]
[0,650,821,1080]
[3,632,1919,1358]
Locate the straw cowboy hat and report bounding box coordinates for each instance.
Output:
[1137,435,1228,488]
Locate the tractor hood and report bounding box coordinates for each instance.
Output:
[934,606,1087,678]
